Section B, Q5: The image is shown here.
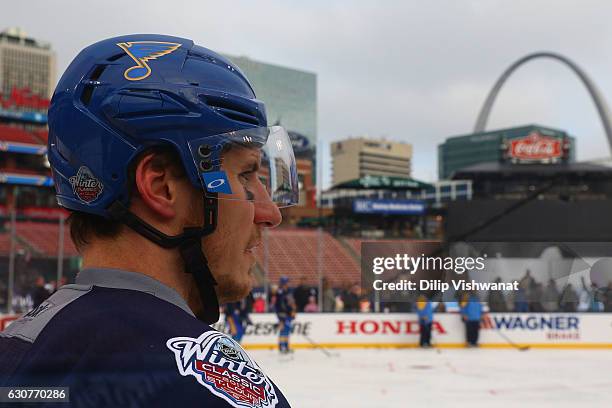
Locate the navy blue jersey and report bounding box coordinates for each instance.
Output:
[0,268,291,408]
[224,300,251,325]
[274,288,294,317]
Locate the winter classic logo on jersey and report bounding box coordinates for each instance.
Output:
[116,41,181,81]
[167,331,278,408]
[68,166,103,203]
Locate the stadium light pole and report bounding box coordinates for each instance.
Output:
[56,213,65,286]
[7,209,16,315]
[263,227,270,312]
[316,137,323,312]
[315,138,323,221]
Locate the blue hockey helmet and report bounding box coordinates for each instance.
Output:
[48,35,299,323]
[48,34,298,218]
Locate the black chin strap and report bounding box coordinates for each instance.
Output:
[107,196,220,323]
[178,233,219,322]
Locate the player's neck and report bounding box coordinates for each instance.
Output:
[79,229,191,301]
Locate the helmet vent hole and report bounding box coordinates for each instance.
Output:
[81,86,95,105]
[218,110,260,126]
[90,65,107,81]
[107,53,124,62]
[111,173,119,181]
[202,95,261,126]
[80,65,107,105]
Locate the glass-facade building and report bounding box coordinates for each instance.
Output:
[224,54,317,147]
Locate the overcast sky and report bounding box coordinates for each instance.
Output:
[4,0,612,186]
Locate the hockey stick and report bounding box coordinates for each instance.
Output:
[492,327,530,351]
[301,333,339,357]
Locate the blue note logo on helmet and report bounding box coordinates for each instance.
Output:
[116,41,181,81]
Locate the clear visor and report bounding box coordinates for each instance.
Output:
[188,126,299,207]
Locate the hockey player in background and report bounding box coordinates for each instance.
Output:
[224,295,253,343]
[416,294,433,348]
[276,276,296,353]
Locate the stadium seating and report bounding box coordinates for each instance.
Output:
[14,221,78,258]
[31,129,48,144]
[0,167,50,176]
[0,124,41,145]
[254,228,360,287]
[1,223,369,288]
[344,238,363,258]
[0,232,25,254]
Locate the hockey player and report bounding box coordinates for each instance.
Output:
[276,276,296,353]
[0,34,298,407]
[416,294,433,348]
[224,296,253,343]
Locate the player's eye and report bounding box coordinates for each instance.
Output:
[239,171,255,185]
[258,175,271,195]
[239,170,257,200]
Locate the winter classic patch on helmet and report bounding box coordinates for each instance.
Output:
[68,166,103,203]
[116,41,181,81]
[167,331,279,408]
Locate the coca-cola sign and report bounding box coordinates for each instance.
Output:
[508,132,563,161]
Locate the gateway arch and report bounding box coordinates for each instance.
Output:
[474,52,612,155]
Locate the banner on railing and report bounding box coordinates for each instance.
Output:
[228,313,612,349]
[2,313,611,349]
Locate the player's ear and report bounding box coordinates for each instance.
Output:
[134,153,177,219]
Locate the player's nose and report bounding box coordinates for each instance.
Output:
[253,193,282,228]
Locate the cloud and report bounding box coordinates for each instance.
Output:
[3,0,612,185]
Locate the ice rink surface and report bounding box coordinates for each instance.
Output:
[250,347,612,408]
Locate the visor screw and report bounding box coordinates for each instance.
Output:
[199,160,213,172]
[198,145,212,158]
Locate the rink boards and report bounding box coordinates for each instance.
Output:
[215,313,612,349]
[2,312,611,349]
